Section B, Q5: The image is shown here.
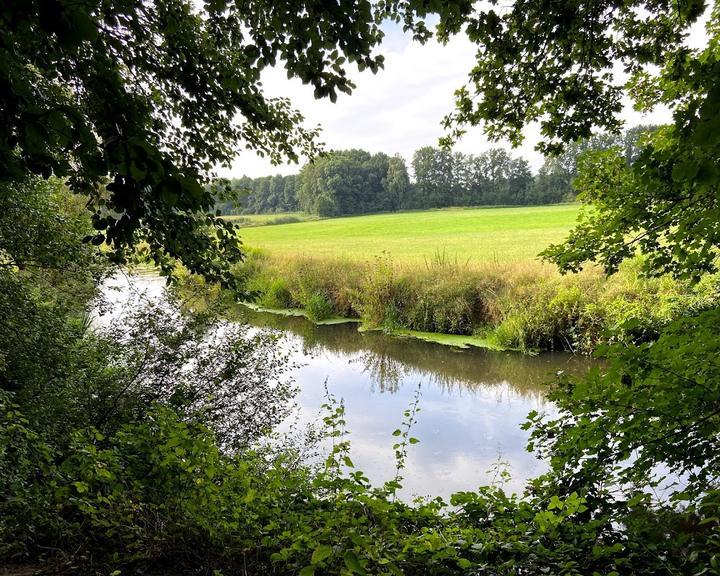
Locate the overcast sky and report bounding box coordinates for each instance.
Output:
[219,19,705,179]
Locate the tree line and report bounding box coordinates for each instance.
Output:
[219,126,657,217]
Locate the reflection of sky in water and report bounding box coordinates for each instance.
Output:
[284,340,552,499]
[100,274,595,501]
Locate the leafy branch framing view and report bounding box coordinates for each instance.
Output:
[2,0,720,574]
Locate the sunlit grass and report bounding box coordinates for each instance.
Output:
[235,204,582,265]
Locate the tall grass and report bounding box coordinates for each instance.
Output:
[230,251,719,353]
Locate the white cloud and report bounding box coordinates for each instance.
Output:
[220,29,511,178]
[219,17,700,179]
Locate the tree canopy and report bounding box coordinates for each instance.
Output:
[296,149,406,216]
[218,129,657,217]
[3,0,712,283]
[1,0,391,286]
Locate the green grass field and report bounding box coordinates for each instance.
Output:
[236,204,582,265]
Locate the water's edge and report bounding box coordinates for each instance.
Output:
[107,273,596,499]
[239,302,512,351]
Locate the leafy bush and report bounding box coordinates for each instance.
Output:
[3,390,718,576]
[303,290,335,321]
[0,392,55,559]
[266,215,301,225]
[258,277,295,309]
[529,307,720,501]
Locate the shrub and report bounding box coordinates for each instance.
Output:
[304,290,335,321]
[0,392,55,559]
[4,393,717,576]
[259,277,294,309]
[266,215,301,225]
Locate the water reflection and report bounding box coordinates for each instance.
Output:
[224,303,595,499]
[229,304,590,397]
[104,275,597,500]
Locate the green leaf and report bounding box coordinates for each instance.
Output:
[299,566,316,576]
[343,551,365,574]
[73,481,88,494]
[23,121,46,154]
[671,159,698,183]
[311,544,333,564]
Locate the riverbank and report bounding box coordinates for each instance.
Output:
[241,301,505,350]
[187,250,719,354]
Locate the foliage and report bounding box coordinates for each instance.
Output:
[297,149,411,216]
[2,264,295,455]
[4,389,719,575]
[229,250,718,353]
[217,134,656,217]
[411,146,534,208]
[356,253,410,329]
[220,174,300,215]
[426,1,720,571]
[438,0,702,153]
[303,290,335,322]
[532,125,659,204]
[2,176,719,576]
[95,295,298,450]
[0,174,297,479]
[529,307,720,502]
[0,177,108,394]
[1,0,392,286]
[543,123,720,280]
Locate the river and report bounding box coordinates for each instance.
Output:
[101,273,595,500]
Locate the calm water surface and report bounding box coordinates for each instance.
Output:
[102,273,595,500]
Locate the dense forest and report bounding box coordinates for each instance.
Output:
[218,126,656,216]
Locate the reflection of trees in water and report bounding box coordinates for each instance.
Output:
[229,304,597,400]
[354,342,557,401]
[358,350,405,394]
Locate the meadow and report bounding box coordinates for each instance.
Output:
[218,204,717,353]
[235,204,582,265]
